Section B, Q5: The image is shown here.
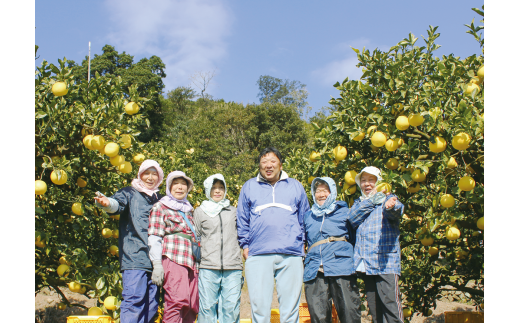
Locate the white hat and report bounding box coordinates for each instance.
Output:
[355,166,383,187]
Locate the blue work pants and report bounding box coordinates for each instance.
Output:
[197,268,243,323]
[120,270,159,323]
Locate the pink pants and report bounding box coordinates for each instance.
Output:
[162,256,199,323]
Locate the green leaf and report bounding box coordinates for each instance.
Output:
[452,212,464,220]
[429,107,442,121]
[99,285,107,297]
[312,162,320,175]
[429,218,440,232]
[35,207,46,214]
[50,64,60,75]
[96,277,106,290]
[351,47,360,54]
[472,7,484,17]
[35,111,48,119]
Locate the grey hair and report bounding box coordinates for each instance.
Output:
[313,179,330,192]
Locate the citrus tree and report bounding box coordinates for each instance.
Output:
[35,53,246,321]
[35,51,160,320]
[284,7,484,320]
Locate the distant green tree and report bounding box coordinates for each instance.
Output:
[157,93,314,181]
[247,102,312,153]
[159,87,198,142]
[309,106,336,129]
[256,75,310,117]
[71,45,167,142]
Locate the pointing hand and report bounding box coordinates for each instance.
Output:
[385,196,397,209]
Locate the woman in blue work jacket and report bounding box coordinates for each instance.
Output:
[303,177,387,323]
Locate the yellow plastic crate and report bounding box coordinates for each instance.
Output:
[67,316,114,323]
[444,311,484,323]
[299,302,338,323]
[271,308,281,323]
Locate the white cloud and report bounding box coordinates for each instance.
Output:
[311,56,362,87]
[103,0,232,93]
[310,38,390,87]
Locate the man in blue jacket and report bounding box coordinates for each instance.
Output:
[237,147,310,323]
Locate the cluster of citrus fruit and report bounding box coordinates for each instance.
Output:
[82,130,144,174]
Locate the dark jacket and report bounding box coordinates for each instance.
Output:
[108,187,163,272]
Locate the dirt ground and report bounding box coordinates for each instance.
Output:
[238,282,479,323]
[36,282,480,323]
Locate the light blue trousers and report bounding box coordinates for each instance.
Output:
[245,254,303,323]
[197,269,243,323]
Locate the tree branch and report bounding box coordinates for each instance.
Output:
[400,240,419,249]
[49,285,70,304]
[413,129,431,140]
[442,282,484,297]
[70,303,89,309]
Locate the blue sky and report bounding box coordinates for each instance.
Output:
[35,0,483,118]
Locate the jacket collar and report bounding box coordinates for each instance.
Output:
[256,170,289,184]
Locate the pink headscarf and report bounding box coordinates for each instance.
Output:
[131,160,164,196]
[159,171,194,213]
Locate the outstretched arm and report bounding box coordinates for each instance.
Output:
[94,189,129,214]
[383,194,404,221]
[347,190,390,228]
[348,198,376,228]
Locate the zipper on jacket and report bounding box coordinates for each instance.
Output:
[319,214,325,266]
[272,181,277,203]
[219,212,224,270]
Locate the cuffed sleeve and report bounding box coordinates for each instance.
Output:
[104,189,132,215]
[148,235,163,262]
[95,197,119,213]
[382,194,404,221]
[94,191,121,214]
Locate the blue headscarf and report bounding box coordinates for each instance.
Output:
[310,177,337,217]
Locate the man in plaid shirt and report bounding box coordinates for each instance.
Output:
[353,166,405,323]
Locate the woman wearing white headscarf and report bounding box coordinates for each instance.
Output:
[94,159,165,323]
[193,174,242,323]
[352,166,405,323]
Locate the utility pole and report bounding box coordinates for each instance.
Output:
[88,41,91,83]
